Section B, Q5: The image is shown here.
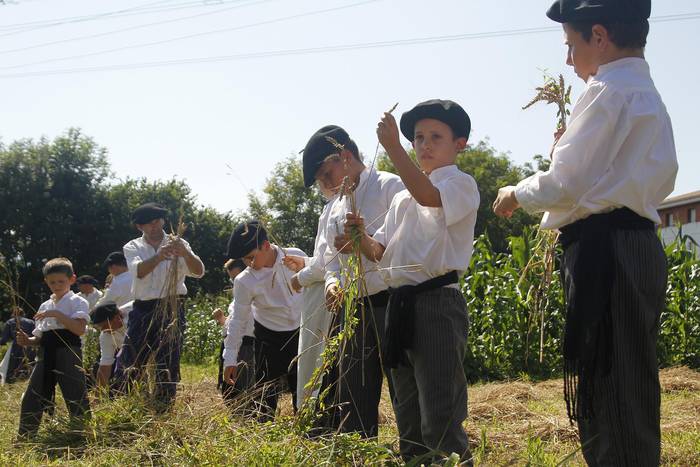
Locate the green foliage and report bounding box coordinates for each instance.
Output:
[377,140,540,252]
[248,155,326,256]
[181,293,230,365]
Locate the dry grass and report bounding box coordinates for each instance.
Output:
[0,365,698,465]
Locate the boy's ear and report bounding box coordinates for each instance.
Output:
[69,274,77,285]
[261,240,271,251]
[455,137,468,152]
[591,24,610,49]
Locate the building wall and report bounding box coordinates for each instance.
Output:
[658,201,700,228]
[660,222,700,258]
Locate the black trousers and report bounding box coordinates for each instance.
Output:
[218,336,256,414]
[562,229,666,466]
[253,321,298,421]
[19,345,90,437]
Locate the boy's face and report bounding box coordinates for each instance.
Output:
[78,283,95,294]
[136,218,165,241]
[45,272,75,297]
[314,151,351,194]
[564,23,603,81]
[412,119,466,174]
[241,241,274,270]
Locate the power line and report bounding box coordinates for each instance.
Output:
[0,0,276,55]
[0,0,383,70]
[1,11,697,79]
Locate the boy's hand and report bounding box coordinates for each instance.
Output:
[290,273,302,293]
[549,127,566,160]
[211,308,225,326]
[282,255,305,273]
[493,186,521,218]
[325,284,343,313]
[333,234,353,254]
[224,365,238,385]
[33,309,60,320]
[16,330,31,347]
[344,213,366,236]
[377,112,401,152]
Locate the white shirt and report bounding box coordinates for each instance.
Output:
[96,271,134,308]
[78,289,103,311]
[33,291,90,338]
[373,165,480,288]
[297,200,334,288]
[323,168,404,296]
[223,245,306,367]
[515,58,678,229]
[223,299,255,338]
[123,233,205,300]
[98,302,131,366]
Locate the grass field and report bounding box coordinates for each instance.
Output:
[1,365,698,465]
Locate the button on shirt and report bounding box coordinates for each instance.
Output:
[96,271,134,308]
[33,291,90,338]
[324,168,404,297]
[373,165,480,288]
[223,245,306,367]
[98,302,131,366]
[123,233,205,300]
[515,58,678,230]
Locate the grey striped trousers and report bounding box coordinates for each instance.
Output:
[390,287,472,462]
[562,229,666,466]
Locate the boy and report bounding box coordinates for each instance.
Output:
[91,302,131,388]
[15,257,91,439]
[346,100,479,461]
[0,307,36,384]
[96,251,134,308]
[493,1,677,465]
[223,220,305,421]
[114,202,205,411]
[76,275,103,311]
[301,124,404,438]
[216,259,256,411]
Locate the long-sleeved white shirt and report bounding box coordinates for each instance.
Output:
[297,200,334,288]
[323,167,404,296]
[96,270,134,308]
[78,289,103,311]
[515,58,678,229]
[373,164,480,288]
[33,291,90,338]
[223,244,306,366]
[98,302,131,366]
[123,233,205,300]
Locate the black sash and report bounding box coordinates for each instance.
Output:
[558,207,654,422]
[40,329,81,401]
[384,271,459,368]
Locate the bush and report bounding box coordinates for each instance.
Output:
[182,292,231,365]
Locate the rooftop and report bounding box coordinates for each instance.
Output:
[660,190,700,209]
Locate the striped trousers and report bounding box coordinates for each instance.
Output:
[391,287,471,462]
[561,229,666,466]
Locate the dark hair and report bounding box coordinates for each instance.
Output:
[344,138,362,162]
[42,257,74,277]
[569,20,649,49]
[224,258,246,272]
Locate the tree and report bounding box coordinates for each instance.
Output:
[377,139,540,252]
[247,155,326,256]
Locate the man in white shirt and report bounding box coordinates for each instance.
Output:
[113,202,205,411]
[493,1,677,464]
[300,125,404,438]
[223,220,305,421]
[96,251,133,308]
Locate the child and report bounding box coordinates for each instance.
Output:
[0,307,36,384]
[15,257,91,439]
[96,251,134,308]
[493,1,677,464]
[223,220,306,421]
[301,124,404,438]
[346,100,479,461]
[91,302,131,388]
[216,259,256,411]
[76,275,103,311]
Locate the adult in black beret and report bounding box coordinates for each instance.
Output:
[131,202,169,225]
[399,99,471,143]
[301,125,352,188]
[546,0,651,23]
[226,220,268,261]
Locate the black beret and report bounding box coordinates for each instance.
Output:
[302,125,351,188]
[76,275,99,286]
[103,251,126,268]
[131,202,168,225]
[226,220,268,260]
[399,99,471,143]
[546,0,651,23]
[91,303,119,325]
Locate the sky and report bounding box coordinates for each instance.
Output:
[1,0,698,215]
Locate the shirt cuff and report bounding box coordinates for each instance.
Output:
[515,176,540,214]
